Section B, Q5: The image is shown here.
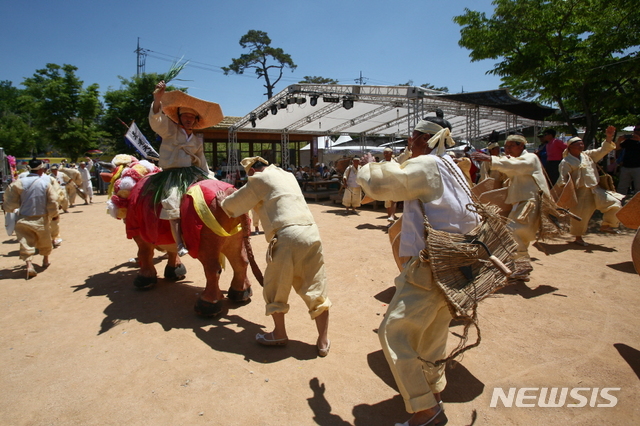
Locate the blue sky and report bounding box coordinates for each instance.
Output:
[3,0,502,118]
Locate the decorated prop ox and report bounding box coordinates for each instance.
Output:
[103,156,262,317]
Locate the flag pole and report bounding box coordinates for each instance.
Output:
[116,117,130,131]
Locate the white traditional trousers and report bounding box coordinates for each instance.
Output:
[15,215,53,261]
[342,187,362,208]
[569,187,621,236]
[379,257,451,413]
[507,197,541,259]
[263,224,331,319]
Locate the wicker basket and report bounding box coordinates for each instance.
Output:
[617,193,640,230]
[551,176,578,210]
[632,229,640,275]
[423,204,520,320]
[471,177,497,198]
[478,187,511,217]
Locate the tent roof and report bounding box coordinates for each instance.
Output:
[228,84,558,141]
[436,89,556,121]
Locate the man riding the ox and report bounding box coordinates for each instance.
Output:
[148,80,223,256]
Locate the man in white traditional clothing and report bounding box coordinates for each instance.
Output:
[472,134,550,281]
[342,157,362,214]
[48,164,69,247]
[149,80,223,257]
[59,164,82,207]
[3,159,59,279]
[380,147,399,222]
[357,116,478,426]
[216,157,331,357]
[50,164,70,213]
[78,158,94,204]
[478,142,508,188]
[558,126,621,246]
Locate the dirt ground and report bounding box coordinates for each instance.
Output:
[1,194,639,426]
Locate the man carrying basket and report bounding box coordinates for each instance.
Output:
[358,116,479,426]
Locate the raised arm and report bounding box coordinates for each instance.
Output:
[152,81,165,114]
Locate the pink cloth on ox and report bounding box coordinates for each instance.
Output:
[180,179,235,259]
[125,175,174,246]
[126,178,235,258]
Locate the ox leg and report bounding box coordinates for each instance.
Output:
[199,254,224,302]
[164,251,187,281]
[194,257,224,317]
[193,228,225,317]
[133,235,158,289]
[222,233,252,303]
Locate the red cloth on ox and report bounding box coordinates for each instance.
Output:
[180,179,235,259]
[125,175,174,246]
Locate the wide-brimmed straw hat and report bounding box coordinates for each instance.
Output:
[161,90,224,130]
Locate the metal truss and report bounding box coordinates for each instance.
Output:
[466,106,480,142]
[226,84,554,150]
[327,105,396,133]
[226,127,239,184]
[281,130,290,168]
[286,103,343,132]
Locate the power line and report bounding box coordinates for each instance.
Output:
[135,42,406,87]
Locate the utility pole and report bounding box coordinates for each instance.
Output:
[354,71,368,85]
[135,38,148,76]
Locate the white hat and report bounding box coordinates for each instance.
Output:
[240,156,269,173]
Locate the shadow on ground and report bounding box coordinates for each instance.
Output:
[356,223,390,232]
[534,241,617,255]
[374,287,395,304]
[494,280,558,299]
[303,352,484,426]
[614,343,640,380]
[72,255,317,362]
[606,261,637,274]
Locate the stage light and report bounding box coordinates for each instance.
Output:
[323,96,340,103]
[258,110,268,120]
[343,97,354,110]
[270,104,278,115]
[279,101,287,109]
[250,113,257,128]
[310,95,318,106]
[296,97,306,105]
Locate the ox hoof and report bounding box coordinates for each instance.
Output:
[227,287,253,303]
[194,298,223,317]
[134,275,157,290]
[164,264,187,281]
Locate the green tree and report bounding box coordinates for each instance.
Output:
[102,73,184,155]
[454,0,640,143]
[0,81,38,156]
[20,63,107,161]
[223,30,297,99]
[299,76,339,84]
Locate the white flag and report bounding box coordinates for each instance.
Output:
[124,122,160,160]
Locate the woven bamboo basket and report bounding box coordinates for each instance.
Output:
[617,193,640,230]
[478,187,511,217]
[551,177,578,210]
[424,204,520,319]
[471,177,496,198]
[632,229,640,275]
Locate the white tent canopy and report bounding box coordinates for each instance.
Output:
[229,84,556,140]
[224,83,558,169]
